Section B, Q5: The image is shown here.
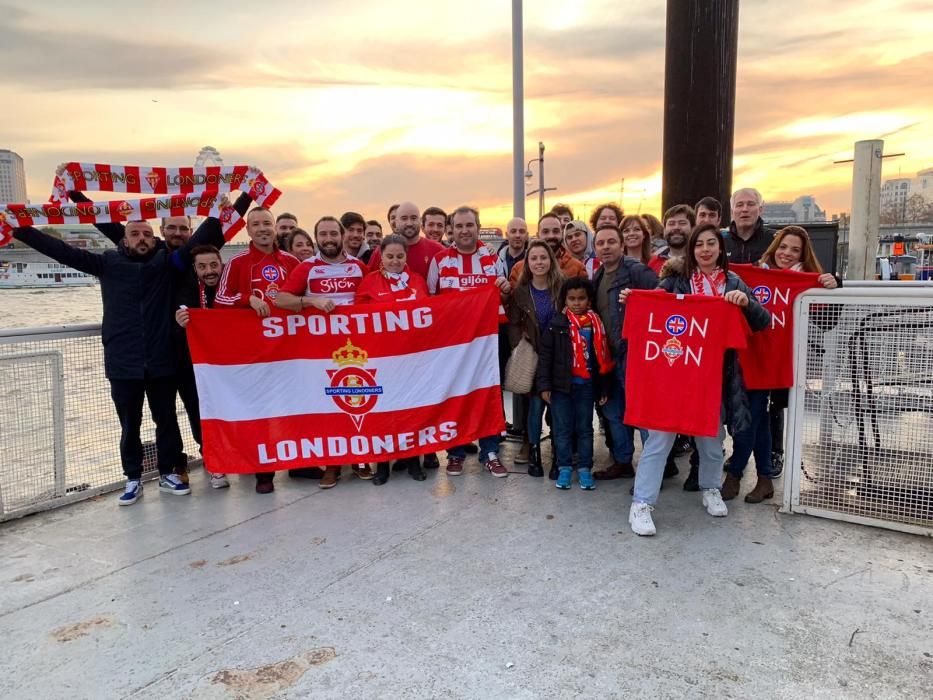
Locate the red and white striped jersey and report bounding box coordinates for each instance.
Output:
[426,246,505,295]
[279,254,368,306]
[585,255,602,281]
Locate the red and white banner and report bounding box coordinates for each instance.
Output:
[0,163,281,246]
[186,286,505,472]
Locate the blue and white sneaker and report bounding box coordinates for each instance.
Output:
[578,468,596,490]
[118,480,143,506]
[158,474,191,496]
[555,467,573,490]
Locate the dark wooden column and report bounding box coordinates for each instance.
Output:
[662,0,740,220]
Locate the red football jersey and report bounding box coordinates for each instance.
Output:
[622,290,751,437]
[280,255,368,306]
[731,265,821,390]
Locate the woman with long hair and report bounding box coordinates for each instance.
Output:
[354,234,429,484]
[507,240,564,477]
[727,225,840,494]
[286,228,315,261]
[620,223,770,535]
[620,215,652,264]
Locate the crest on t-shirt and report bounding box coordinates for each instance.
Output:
[261,264,280,282]
[662,338,684,366]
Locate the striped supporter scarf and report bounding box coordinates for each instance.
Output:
[0,163,281,246]
[383,269,410,292]
[565,309,614,379]
[690,267,727,296]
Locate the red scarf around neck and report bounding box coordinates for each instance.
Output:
[565,309,614,379]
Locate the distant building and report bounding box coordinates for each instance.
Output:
[762,195,825,225]
[882,177,912,220]
[0,149,27,203]
[916,168,933,201]
[195,146,224,167]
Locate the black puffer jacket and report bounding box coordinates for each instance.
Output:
[13,224,223,380]
[535,313,613,400]
[658,256,771,434]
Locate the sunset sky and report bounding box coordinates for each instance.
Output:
[2,0,931,235]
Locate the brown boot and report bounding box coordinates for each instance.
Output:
[744,476,774,503]
[720,473,741,501]
[320,466,341,489]
[514,439,531,464]
[594,462,635,480]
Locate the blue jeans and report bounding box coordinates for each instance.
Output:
[550,382,595,471]
[527,394,546,444]
[600,381,636,464]
[449,435,500,460]
[633,427,725,506]
[729,390,772,478]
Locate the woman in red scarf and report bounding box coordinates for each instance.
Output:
[354,234,429,485]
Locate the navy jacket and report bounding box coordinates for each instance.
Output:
[13,221,224,380]
[592,257,659,382]
[535,313,613,400]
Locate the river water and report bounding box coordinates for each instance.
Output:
[0,287,104,330]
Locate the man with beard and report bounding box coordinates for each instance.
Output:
[174,245,229,488]
[509,213,586,287]
[588,225,659,481]
[496,216,528,277]
[367,201,444,280]
[648,204,695,274]
[12,217,227,505]
[427,206,512,478]
[340,211,370,261]
[275,212,299,249]
[276,216,372,488]
[726,188,774,264]
[421,206,448,244]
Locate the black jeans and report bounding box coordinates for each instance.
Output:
[176,363,202,450]
[109,375,184,480]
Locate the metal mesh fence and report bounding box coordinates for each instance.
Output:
[786,289,933,535]
[0,326,200,521]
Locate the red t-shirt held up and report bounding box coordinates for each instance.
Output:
[622,290,751,437]
[731,264,821,390]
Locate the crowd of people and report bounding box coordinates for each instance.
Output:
[11,181,840,536]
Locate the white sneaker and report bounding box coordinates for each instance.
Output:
[629,502,656,536]
[209,473,230,489]
[703,489,728,517]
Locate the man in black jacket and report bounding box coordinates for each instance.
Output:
[589,225,659,480]
[725,188,775,264]
[13,214,225,506]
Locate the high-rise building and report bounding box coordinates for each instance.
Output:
[0,149,27,203]
[881,177,912,220]
[195,146,224,167]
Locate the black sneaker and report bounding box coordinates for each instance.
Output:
[770,452,784,479]
[663,458,679,479]
[423,453,440,470]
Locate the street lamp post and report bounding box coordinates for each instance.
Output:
[525,141,557,220]
[512,0,525,219]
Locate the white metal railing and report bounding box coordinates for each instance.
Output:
[0,325,200,521]
[782,286,933,536]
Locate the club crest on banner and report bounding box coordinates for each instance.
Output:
[145,171,161,190]
[752,285,772,304]
[665,314,687,336]
[662,337,684,366]
[115,201,134,218]
[325,340,384,430]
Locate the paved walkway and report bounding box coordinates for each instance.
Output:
[1,442,931,699]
